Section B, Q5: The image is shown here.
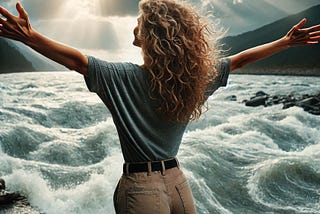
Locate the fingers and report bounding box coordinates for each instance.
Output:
[287,19,307,37]
[0,16,11,36]
[294,18,307,30]
[290,40,318,46]
[309,35,320,41]
[16,2,29,20]
[306,41,318,45]
[307,30,320,42]
[309,31,320,37]
[304,24,320,33]
[0,19,12,37]
[0,17,7,26]
[297,36,320,45]
[0,6,14,21]
[0,23,11,37]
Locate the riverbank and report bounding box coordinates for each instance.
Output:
[233,68,320,76]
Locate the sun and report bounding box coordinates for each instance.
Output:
[73,0,102,16]
[47,0,114,19]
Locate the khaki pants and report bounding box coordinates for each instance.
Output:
[113,166,196,214]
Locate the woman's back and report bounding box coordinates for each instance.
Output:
[85,55,231,162]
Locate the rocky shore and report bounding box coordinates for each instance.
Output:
[0,178,42,214]
[240,91,320,115]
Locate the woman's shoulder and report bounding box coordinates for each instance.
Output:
[88,55,143,73]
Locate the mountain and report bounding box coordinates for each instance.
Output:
[195,0,320,36]
[0,38,34,74]
[1,4,319,75]
[13,41,67,72]
[0,38,67,74]
[221,4,320,76]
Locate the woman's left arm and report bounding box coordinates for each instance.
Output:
[0,3,88,75]
[229,18,320,71]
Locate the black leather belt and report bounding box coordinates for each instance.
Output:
[123,158,178,174]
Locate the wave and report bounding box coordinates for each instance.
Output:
[1,147,123,214]
[181,109,320,213]
[19,83,38,90]
[248,156,320,213]
[47,102,110,129]
[0,119,119,165]
[3,102,110,129]
[1,73,320,213]
[0,126,53,159]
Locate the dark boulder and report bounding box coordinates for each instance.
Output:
[0,178,40,213]
[225,95,237,101]
[245,91,269,107]
[0,191,22,205]
[245,95,269,107]
[296,96,320,115]
[243,92,320,116]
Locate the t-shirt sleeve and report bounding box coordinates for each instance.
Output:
[205,57,231,96]
[83,56,137,112]
[84,56,125,110]
[84,56,106,94]
[84,55,125,94]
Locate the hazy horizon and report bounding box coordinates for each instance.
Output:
[2,0,319,65]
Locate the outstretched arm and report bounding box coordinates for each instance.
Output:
[229,18,320,71]
[0,2,88,75]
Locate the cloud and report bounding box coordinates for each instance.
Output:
[1,0,11,5]
[36,19,119,50]
[233,0,243,4]
[1,0,140,51]
[1,0,66,19]
[99,0,139,16]
[33,16,138,51]
[2,0,140,20]
[2,0,319,48]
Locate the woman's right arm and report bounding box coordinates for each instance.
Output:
[0,2,88,75]
[229,18,320,71]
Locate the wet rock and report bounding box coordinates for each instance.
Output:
[0,178,25,206]
[282,101,296,109]
[245,95,268,107]
[0,190,23,205]
[243,92,320,115]
[296,96,320,115]
[0,178,5,190]
[225,95,237,101]
[245,91,269,107]
[0,178,41,213]
[255,91,269,97]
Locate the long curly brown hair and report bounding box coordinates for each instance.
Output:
[138,0,221,123]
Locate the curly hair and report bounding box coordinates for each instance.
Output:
[138,0,221,123]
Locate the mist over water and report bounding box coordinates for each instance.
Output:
[1,72,320,213]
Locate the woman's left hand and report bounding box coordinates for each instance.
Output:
[284,18,320,47]
[0,2,32,43]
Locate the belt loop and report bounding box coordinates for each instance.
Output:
[126,163,130,175]
[147,162,152,176]
[161,160,166,176]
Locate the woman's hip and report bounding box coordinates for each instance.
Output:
[114,158,196,214]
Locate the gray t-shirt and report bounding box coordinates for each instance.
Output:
[84,56,230,162]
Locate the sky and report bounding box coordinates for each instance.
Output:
[1,0,319,64]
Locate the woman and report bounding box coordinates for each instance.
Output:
[0,0,319,213]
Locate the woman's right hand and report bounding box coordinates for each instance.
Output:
[229,18,320,71]
[284,18,320,47]
[0,2,33,43]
